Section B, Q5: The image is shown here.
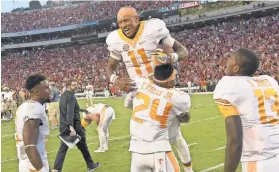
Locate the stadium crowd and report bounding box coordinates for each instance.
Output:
[1,1,172,33]
[2,14,278,93]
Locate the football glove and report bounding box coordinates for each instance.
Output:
[151,48,176,66]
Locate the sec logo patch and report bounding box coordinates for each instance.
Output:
[123,44,129,51]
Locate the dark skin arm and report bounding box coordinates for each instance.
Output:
[23,119,44,171]
[106,58,120,81]
[224,115,243,172]
[172,40,189,61]
[106,58,136,92]
[177,112,191,123]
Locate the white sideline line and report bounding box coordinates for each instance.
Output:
[214,146,226,151]
[204,116,221,121]
[188,143,198,147]
[199,163,224,172]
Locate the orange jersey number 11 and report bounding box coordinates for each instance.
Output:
[132,92,173,128]
[128,48,153,76]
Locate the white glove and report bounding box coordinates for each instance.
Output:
[69,125,76,136]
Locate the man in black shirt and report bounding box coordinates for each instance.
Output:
[52,79,99,172]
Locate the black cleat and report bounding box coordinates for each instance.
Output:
[88,162,100,171]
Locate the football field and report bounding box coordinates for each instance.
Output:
[1,94,242,172]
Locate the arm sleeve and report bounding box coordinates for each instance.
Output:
[108,48,122,61]
[152,19,173,46]
[66,95,75,126]
[23,104,44,122]
[173,91,191,116]
[175,92,191,116]
[106,33,122,61]
[213,77,240,119]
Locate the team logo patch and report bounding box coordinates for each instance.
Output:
[123,44,129,51]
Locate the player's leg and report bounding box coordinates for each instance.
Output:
[131,152,154,172]
[170,131,193,172]
[95,112,107,152]
[55,102,60,127]
[48,103,56,129]
[165,151,181,172]
[95,108,113,152]
[95,128,106,152]
[169,119,193,172]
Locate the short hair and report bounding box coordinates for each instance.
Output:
[25,73,46,92]
[234,48,260,76]
[154,64,174,81]
[66,79,77,87]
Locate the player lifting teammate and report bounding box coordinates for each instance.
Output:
[106,7,193,172]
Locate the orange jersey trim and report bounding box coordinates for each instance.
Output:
[118,21,145,47]
[217,104,239,119]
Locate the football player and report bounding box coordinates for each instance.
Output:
[106,7,193,171]
[106,6,188,91]
[15,74,51,172]
[81,103,116,152]
[124,63,191,172]
[214,48,279,172]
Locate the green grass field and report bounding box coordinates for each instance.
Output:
[1,94,242,172]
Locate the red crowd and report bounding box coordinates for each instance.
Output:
[1,1,172,33]
[2,14,279,92]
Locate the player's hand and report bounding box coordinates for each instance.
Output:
[69,125,76,136]
[115,78,136,92]
[152,48,173,66]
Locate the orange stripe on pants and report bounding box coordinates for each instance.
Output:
[99,106,107,126]
[247,162,257,172]
[167,152,180,172]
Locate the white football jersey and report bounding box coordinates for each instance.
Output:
[86,103,115,119]
[106,18,170,78]
[87,103,107,116]
[129,77,191,153]
[214,75,279,162]
[15,100,49,169]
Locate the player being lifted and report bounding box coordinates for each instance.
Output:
[214,48,279,172]
[106,7,193,171]
[81,103,116,152]
[124,64,191,172]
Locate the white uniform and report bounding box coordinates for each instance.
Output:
[87,103,115,150]
[87,103,116,131]
[106,18,171,78]
[107,18,181,140]
[85,85,94,101]
[15,100,50,172]
[214,75,279,172]
[129,77,191,172]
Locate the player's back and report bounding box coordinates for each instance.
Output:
[129,77,191,153]
[15,100,49,164]
[214,75,279,161]
[87,103,106,115]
